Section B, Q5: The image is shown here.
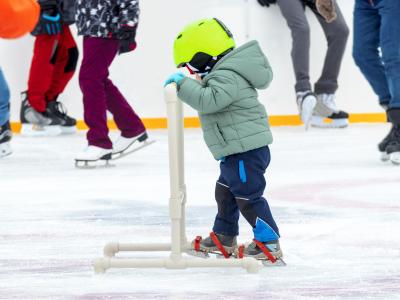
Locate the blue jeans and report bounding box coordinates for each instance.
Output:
[353,0,400,109]
[212,146,280,242]
[0,68,10,126]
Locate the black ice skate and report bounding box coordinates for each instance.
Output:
[47,100,77,134]
[235,239,286,266]
[0,121,12,158]
[311,94,349,128]
[378,125,395,162]
[20,91,63,136]
[189,232,237,258]
[386,109,400,165]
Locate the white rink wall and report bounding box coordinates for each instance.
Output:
[0,0,383,123]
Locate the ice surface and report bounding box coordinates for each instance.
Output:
[0,125,399,299]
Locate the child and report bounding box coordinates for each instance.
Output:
[74,0,148,163]
[21,0,78,136]
[0,68,12,157]
[164,18,282,261]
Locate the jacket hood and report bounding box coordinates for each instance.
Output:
[212,40,272,89]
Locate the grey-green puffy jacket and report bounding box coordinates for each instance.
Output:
[177,40,273,160]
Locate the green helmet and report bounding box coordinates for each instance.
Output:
[173,18,235,67]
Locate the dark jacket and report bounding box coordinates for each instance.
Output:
[75,0,140,38]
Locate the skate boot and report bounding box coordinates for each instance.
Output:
[191,232,237,258]
[236,240,284,265]
[386,109,400,165]
[75,145,113,168]
[0,121,12,158]
[112,131,148,155]
[311,94,349,128]
[20,92,62,136]
[47,100,77,134]
[378,125,394,162]
[296,91,317,130]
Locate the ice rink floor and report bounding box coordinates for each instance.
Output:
[0,124,399,300]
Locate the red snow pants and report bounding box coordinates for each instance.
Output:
[27,25,78,112]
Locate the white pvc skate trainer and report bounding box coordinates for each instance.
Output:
[75,145,113,168]
[0,142,12,158]
[20,124,62,137]
[297,91,317,130]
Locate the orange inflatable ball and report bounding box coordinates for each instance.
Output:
[0,0,40,39]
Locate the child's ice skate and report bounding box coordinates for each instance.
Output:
[20,92,62,136]
[235,239,286,266]
[111,131,155,160]
[296,91,317,130]
[75,145,113,169]
[188,232,237,259]
[46,100,77,134]
[0,121,12,158]
[311,94,349,128]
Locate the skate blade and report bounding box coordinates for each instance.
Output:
[381,152,390,162]
[75,159,114,169]
[390,152,400,165]
[61,126,77,135]
[261,258,287,267]
[112,140,156,161]
[186,249,210,259]
[310,117,348,129]
[20,124,62,137]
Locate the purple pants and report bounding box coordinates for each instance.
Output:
[79,37,145,149]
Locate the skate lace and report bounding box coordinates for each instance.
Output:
[53,102,68,117]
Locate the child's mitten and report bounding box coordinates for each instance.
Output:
[115,25,137,55]
[164,72,186,87]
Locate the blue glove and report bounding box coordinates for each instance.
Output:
[42,13,62,35]
[164,72,185,87]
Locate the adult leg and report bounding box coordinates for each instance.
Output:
[27,34,60,112]
[353,0,391,107]
[378,0,400,109]
[277,0,312,92]
[46,25,79,102]
[0,68,10,127]
[104,79,145,138]
[310,2,349,94]
[79,38,119,149]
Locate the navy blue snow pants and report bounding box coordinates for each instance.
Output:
[212,146,280,242]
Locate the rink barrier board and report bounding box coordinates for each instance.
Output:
[9,113,387,133]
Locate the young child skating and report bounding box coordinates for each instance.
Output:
[164,18,282,262]
[74,0,148,164]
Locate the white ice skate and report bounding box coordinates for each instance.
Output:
[0,142,12,158]
[296,91,317,130]
[111,131,155,161]
[75,145,113,168]
[311,94,349,128]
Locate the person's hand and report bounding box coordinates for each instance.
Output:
[115,25,137,55]
[164,72,186,87]
[316,0,337,23]
[38,0,61,35]
[257,0,277,7]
